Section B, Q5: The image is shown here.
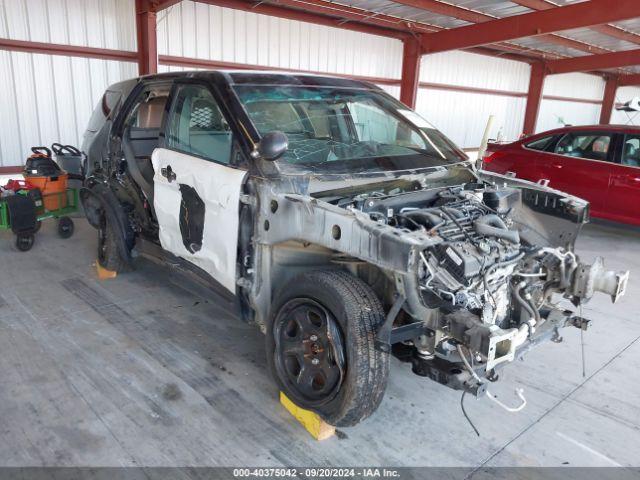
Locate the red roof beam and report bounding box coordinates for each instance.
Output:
[154,0,181,10]
[136,0,158,75]
[546,48,640,75]
[523,62,546,134]
[419,0,640,54]
[0,37,137,62]
[600,76,619,124]
[619,74,640,86]
[400,38,421,108]
[392,0,491,24]
[512,0,640,46]
[191,0,410,39]
[394,0,610,55]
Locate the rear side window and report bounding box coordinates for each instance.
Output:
[554,132,612,162]
[166,85,233,164]
[524,135,554,151]
[621,134,640,167]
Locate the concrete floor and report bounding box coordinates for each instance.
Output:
[0,217,639,468]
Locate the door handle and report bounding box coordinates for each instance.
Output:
[551,163,563,169]
[161,165,176,183]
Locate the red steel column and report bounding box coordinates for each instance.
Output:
[136,0,158,75]
[523,62,546,135]
[599,75,619,124]
[400,38,422,109]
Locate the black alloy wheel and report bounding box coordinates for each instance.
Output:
[273,298,345,406]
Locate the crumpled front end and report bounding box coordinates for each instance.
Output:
[249,167,628,400]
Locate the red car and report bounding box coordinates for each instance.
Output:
[483,125,640,226]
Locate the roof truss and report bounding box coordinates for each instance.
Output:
[418,0,640,54]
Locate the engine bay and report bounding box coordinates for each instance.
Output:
[327,179,629,388]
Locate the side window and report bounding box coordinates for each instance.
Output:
[125,92,168,134]
[621,134,640,167]
[554,132,612,162]
[524,135,554,151]
[166,85,232,164]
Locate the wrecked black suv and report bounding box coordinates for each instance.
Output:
[81,71,628,426]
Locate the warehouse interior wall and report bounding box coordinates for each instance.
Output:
[0,0,635,167]
[0,0,137,167]
[536,73,605,133]
[415,51,529,149]
[157,2,402,80]
[611,86,640,126]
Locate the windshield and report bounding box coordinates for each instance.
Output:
[233,85,467,174]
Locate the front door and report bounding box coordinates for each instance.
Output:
[608,132,640,225]
[536,131,613,216]
[152,82,247,292]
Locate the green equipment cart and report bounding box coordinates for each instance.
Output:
[0,188,79,251]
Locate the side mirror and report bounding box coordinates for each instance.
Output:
[258,131,288,161]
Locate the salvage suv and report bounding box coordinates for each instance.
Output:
[81,71,628,426]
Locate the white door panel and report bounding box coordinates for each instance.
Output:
[152,147,247,292]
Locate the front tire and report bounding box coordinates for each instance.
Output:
[267,270,389,427]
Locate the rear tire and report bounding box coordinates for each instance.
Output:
[267,270,389,427]
[97,212,129,273]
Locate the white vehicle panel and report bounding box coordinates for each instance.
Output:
[152,147,247,292]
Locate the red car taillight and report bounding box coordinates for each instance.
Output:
[480,150,507,170]
[482,151,495,163]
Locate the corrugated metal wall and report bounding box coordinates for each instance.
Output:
[0,0,405,167]
[415,51,530,148]
[0,0,137,167]
[157,2,402,80]
[0,0,624,166]
[611,86,640,126]
[536,73,605,132]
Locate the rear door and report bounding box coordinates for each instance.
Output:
[536,130,613,215]
[607,132,640,225]
[152,81,247,292]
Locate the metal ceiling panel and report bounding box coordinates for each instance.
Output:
[443,0,530,18]
[334,1,469,28]
[509,36,591,58]
[546,0,590,5]
[558,28,639,52]
[612,18,640,34]
[330,0,640,68]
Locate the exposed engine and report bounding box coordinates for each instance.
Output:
[338,180,629,378]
